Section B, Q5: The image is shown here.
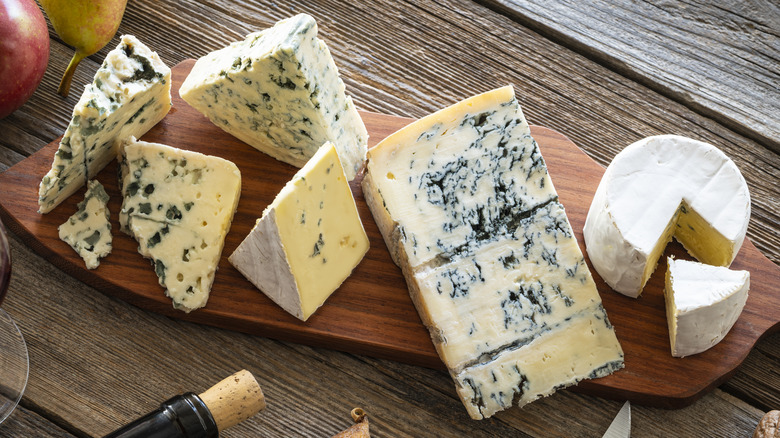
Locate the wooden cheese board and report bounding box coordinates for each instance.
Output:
[1,60,777,408]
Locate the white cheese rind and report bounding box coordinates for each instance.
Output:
[230,209,302,318]
[362,86,623,419]
[180,13,368,180]
[229,142,369,321]
[583,135,750,297]
[665,257,749,358]
[58,180,112,269]
[39,35,171,213]
[119,137,241,312]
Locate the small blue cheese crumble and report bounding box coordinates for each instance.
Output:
[58,180,112,269]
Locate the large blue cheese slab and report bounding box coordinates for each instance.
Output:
[58,180,112,269]
[118,137,241,312]
[179,14,368,180]
[38,35,171,213]
[362,86,624,419]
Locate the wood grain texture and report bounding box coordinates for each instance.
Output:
[478,0,780,151]
[0,0,777,436]
[721,334,780,412]
[0,404,74,437]
[1,60,777,411]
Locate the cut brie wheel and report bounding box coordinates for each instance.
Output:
[665,257,749,357]
[583,135,750,298]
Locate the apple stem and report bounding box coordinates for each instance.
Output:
[57,51,86,98]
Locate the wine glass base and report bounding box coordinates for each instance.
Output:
[0,308,28,424]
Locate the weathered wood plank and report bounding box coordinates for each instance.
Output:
[0,404,75,437]
[477,0,780,151]
[721,332,780,412]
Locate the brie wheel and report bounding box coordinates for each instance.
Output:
[583,135,750,297]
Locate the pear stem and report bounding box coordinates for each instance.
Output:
[57,51,86,98]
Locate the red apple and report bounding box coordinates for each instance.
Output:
[0,0,49,119]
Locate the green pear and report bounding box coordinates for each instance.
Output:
[39,0,127,97]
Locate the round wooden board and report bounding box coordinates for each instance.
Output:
[0,60,777,408]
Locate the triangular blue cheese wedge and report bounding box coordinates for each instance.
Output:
[229,142,369,321]
[179,13,368,180]
[58,180,112,269]
[362,86,624,419]
[118,137,241,312]
[38,35,172,213]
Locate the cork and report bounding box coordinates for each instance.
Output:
[198,369,266,431]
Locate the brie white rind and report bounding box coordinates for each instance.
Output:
[583,135,750,298]
[665,257,749,357]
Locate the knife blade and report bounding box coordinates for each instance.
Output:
[602,401,631,438]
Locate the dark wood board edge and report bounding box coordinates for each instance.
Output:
[0,192,444,372]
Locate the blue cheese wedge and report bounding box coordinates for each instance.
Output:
[362,86,624,419]
[58,180,112,269]
[118,137,241,312]
[665,257,749,357]
[179,13,368,180]
[39,35,171,213]
[229,142,369,321]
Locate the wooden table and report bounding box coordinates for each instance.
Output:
[1,1,777,436]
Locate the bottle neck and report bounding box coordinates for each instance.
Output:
[103,393,219,438]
